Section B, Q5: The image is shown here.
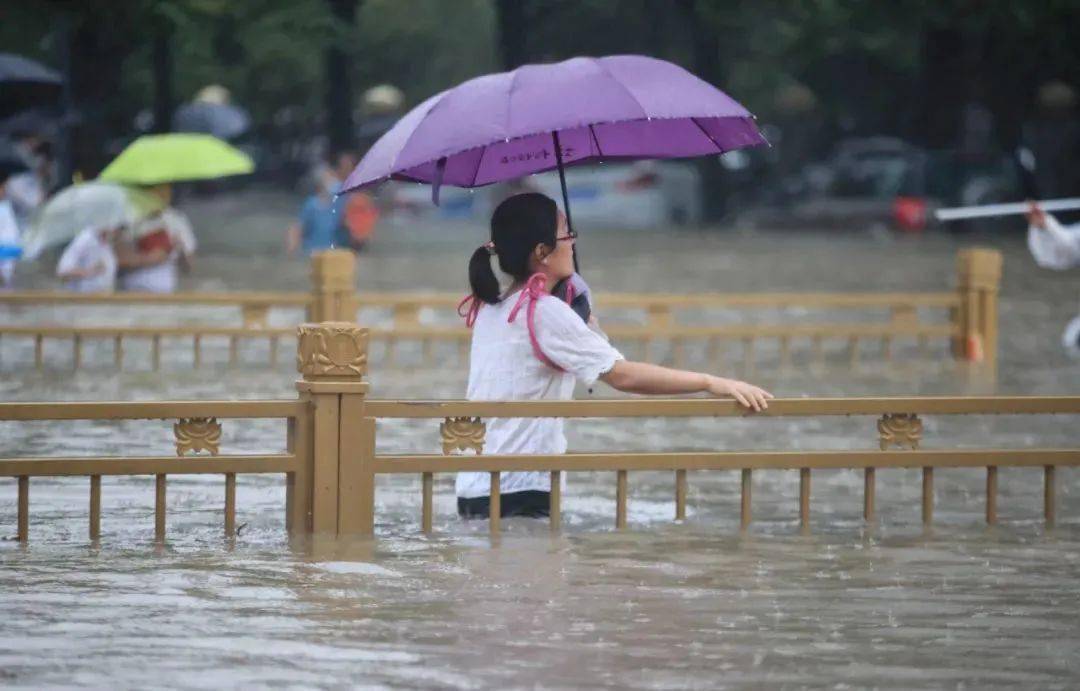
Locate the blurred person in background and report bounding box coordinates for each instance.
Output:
[1027,202,1080,356]
[0,169,20,289]
[286,148,369,256]
[56,225,121,293]
[117,207,196,293]
[7,132,56,228]
[286,165,344,256]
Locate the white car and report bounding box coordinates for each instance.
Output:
[382,161,703,229]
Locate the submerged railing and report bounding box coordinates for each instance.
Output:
[0,400,310,543]
[0,247,1001,373]
[2,322,1076,544]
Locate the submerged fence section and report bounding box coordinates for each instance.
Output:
[0,400,311,543]
[0,247,1000,374]
[2,321,1076,544]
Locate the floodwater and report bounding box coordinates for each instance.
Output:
[2,191,1079,689]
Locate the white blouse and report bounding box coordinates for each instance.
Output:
[456,291,624,499]
[1029,214,1080,271]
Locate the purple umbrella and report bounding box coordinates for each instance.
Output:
[342,55,766,226]
[343,55,765,320]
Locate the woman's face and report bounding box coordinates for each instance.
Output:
[543,210,576,280]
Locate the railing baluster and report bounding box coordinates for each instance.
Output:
[672,337,685,368]
[799,468,810,530]
[17,476,29,543]
[675,469,687,521]
[89,474,101,541]
[549,471,561,532]
[742,337,754,374]
[224,472,236,539]
[489,472,500,535]
[152,335,161,371]
[706,337,720,372]
[73,334,81,370]
[114,335,123,369]
[922,467,934,526]
[385,336,396,366]
[848,336,859,368]
[740,469,752,529]
[421,472,433,533]
[34,333,43,370]
[616,470,628,529]
[228,336,238,366]
[155,473,166,542]
[1045,465,1056,526]
[986,466,997,524]
[193,334,201,369]
[864,467,876,522]
[883,336,892,362]
[780,336,791,370]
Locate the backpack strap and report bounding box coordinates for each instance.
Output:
[507,273,573,371]
[459,273,574,371]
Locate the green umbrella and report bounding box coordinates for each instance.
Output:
[98,133,254,185]
[21,181,165,259]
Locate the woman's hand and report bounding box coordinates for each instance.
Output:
[706,376,773,411]
[1027,201,1048,230]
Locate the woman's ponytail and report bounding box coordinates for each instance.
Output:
[466,192,558,307]
[468,246,501,304]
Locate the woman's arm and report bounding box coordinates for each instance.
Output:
[57,263,103,281]
[599,360,772,411]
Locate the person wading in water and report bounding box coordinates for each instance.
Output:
[456,192,772,519]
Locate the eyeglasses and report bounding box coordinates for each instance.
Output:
[555,228,578,243]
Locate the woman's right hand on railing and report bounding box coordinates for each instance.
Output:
[705,375,773,412]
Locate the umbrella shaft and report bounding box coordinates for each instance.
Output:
[551,130,579,272]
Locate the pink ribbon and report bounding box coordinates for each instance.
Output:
[458,272,575,370]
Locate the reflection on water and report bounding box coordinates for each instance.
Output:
[3,218,1080,688]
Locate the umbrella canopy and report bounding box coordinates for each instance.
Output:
[342,55,765,194]
[98,133,254,185]
[173,101,251,140]
[0,53,63,119]
[20,182,165,259]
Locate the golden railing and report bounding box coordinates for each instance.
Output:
[4,322,1071,545]
[362,396,1080,535]
[0,400,311,543]
[0,247,1000,373]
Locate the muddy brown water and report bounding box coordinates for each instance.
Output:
[2,192,1079,688]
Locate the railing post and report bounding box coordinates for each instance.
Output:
[295,321,372,536]
[309,249,359,323]
[955,247,1002,373]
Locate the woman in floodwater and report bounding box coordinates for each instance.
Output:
[455,192,772,519]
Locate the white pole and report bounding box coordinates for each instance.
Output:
[934,197,1080,222]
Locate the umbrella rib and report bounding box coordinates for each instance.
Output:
[593,59,649,120]
[470,141,488,188]
[588,124,604,157]
[387,91,452,175]
[691,117,726,154]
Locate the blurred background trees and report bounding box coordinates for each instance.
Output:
[3,0,1077,211]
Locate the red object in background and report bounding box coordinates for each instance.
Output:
[344,193,379,243]
[615,171,659,192]
[893,196,927,232]
[136,229,174,254]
